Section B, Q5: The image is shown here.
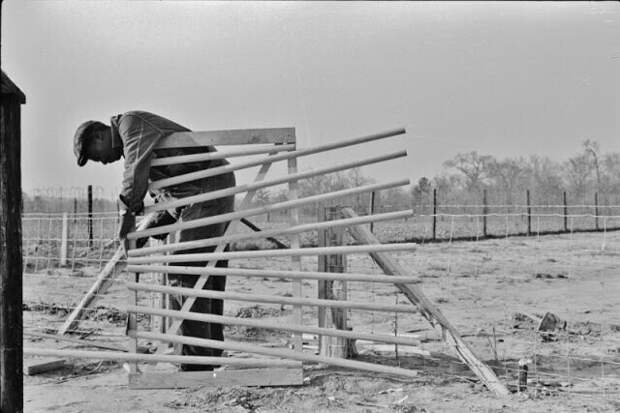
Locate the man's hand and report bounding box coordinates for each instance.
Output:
[135,210,176,249]
[118,212,136,255]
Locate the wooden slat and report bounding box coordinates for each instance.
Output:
[125,284,419,313]
[127,265,422,284]
[145,150,407,213]
[136,331,419,379]
[127,243,418,265]
[23,348,298,367]
[156,127,296,148]
[129,367,303,389]
[340,207,510,396]
[128,306,422,347]
[150,144,295,166]
[148,128,405,190]
[128,179,410,240]
[129,209,413,257]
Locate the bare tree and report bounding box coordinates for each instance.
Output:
[487,157,526,204]
[442,151,493,192]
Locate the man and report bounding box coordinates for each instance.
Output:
[73,110,236,371]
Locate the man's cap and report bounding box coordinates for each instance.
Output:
[73,120,106,166]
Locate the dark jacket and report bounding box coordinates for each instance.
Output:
[111,111,236,215]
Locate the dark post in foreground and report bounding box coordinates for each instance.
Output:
[526,190,531,236]
[482,189,488,237]
[1,70,26,413]
[563,191,568,232]
[594,192,599,231]
[87,184,93,247]
[432,188,437,240]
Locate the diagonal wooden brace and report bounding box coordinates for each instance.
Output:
[58,213,159,335]
[340,207,509,397]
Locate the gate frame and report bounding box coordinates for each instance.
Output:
[28,126,509,395]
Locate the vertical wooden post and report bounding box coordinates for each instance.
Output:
[287,156,303,352]
[318,207,354,358]
[1,70,26,413]
[60,212,68,266]
[160,236,168,334]
[482,189,488,237]
[594,192,599,231]
[563,191,568,232]
[368,191,376,234]
[432,188,437,240]
[526,190,531,237]
[317,208,328,334]
[87,184,93,247]
[127,237,139,374]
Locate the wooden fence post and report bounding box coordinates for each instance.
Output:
[88,185,93,247]
[563,191,568,232]
[526,190,531,236]
[432,188,437,240]
[1,70,26,413]
[482,189,488,237]
[60,212,68,266]
[595,192,599,231]
[318,206,355,358]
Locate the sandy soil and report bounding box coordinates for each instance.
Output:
[22,230,620,412]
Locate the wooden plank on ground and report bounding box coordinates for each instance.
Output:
[129,366,303,389]
[25,359,65,375]
[340,207,510,397]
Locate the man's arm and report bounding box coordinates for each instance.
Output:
[116,114,164,250]
[118,114,164,214]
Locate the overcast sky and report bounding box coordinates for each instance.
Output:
[3,1,619,198]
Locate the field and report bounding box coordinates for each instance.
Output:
[21,224,620,412]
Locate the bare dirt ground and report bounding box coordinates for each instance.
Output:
[22,229,620,412]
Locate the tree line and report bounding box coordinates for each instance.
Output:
[412,140,620,212]
[22,140,619,216]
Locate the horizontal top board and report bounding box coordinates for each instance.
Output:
[156,127,296,148]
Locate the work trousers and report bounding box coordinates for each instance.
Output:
[167,195,235,371]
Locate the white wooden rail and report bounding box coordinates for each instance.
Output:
[128,179,409,239]
[126,243,417,265]
[148,128,405,190]
[128,306,422,347]
[126,283,418,314]
[129,209,414,256]
[135,331,420,379]
[145,150,406,213]
[126,264,422,284]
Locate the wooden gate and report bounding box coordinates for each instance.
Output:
[27,126,509,396]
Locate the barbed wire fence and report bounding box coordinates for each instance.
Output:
[21,206,620,273]
[21,186,620,403]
